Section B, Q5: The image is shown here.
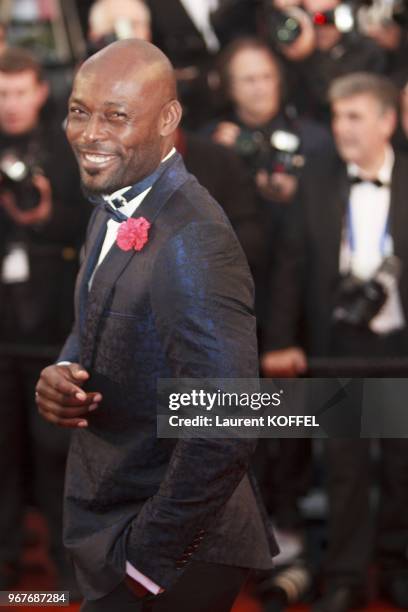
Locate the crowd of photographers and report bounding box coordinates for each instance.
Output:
[0,1,408,610]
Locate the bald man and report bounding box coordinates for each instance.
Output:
[35,40,276,611]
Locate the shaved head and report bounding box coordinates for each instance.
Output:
[66,39,182,194]
[81,38,177,101]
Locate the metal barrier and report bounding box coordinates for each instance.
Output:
[306,358,408,377]
[0,344,61,360]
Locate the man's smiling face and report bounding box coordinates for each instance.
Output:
[66,58,164,195]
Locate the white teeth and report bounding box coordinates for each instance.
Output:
[83,154,114,164]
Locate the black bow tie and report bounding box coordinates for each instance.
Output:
[349,175,388,188]
[104,197,128,222]
[98,153,178,222]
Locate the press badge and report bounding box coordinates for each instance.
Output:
[1,243,30,283]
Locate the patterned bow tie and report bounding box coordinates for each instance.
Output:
[349,175,388,188]
[103,197,128,222]
[90,152,177,221]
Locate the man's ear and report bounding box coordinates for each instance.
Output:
[159,99,183,137]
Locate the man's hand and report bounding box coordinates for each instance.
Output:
[0,173,52,226]
[364,22,402,51]
[212,121,241,148]
[35,363,102,428]
[256,170,298,202]
[261,347,307,377]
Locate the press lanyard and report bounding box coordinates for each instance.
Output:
[346,199,392,258]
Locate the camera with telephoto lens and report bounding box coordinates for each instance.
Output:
[332,256,401,328]
[0,150,43,211]
[266,9,303,45]
[234,128,305,176]
[266,1,408,46]
[265,2,355,46]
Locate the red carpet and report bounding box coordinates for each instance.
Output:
[1,512,400,612]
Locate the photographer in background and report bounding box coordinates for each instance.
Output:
[262,72,408,611]
[266,0,386,120]
[0,48,89,594]
[209,37,331,344]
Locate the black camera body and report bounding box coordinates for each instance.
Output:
[234,128,304,176]
[0,151,42,211]
[332,256,401,328]
[332,274,387,328]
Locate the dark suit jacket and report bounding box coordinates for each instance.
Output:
[59,153,276,599]
[179,130,266,276]
[265,151,408,355]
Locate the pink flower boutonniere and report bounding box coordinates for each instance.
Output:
[116,217,151,252]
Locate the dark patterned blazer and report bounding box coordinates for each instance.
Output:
[59,152,277,600]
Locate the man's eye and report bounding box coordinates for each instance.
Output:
[110,112,127,120]
[69,107,85,116]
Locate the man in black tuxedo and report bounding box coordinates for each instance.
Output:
[35,39,276,611]
[262,72,408,611]
[147,0,257,127]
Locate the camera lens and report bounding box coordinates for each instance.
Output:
[276,16,302,43]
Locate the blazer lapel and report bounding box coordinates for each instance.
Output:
[80,153,190,370]
[78,214,108,331]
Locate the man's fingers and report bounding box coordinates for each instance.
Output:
[37,396,95,418]
[69,364,89,381]
[37,364,93,400]
[37,375,87,402]
[36,385,102,409]
[39,406,89,428]
[36,364,101,428]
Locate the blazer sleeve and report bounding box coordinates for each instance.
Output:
[126,220,260,589]
[57,324,80,363]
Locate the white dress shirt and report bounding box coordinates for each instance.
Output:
[88,187,151,289]
[339,146,405,334]
[179,0,220,52]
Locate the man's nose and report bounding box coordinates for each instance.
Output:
[81,114,107,143]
